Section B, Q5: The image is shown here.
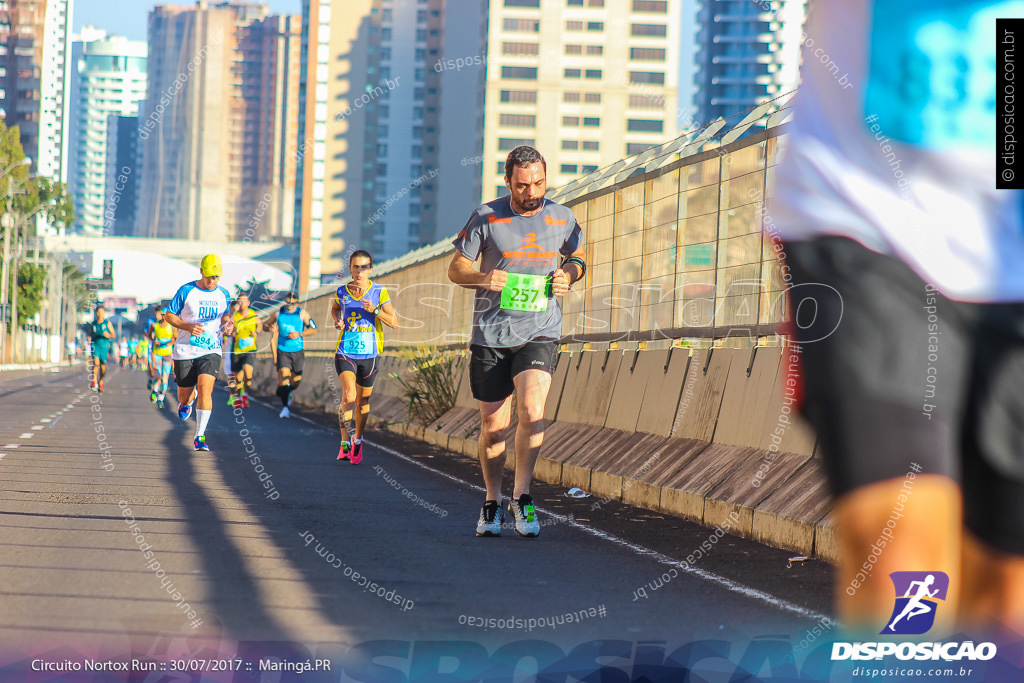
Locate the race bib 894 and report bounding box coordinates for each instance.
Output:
[190,331,218,351]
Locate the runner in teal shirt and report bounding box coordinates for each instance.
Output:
[88,306,115,392]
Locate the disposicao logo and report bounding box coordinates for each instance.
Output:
[831,570,997,663]
[882,571,948,635]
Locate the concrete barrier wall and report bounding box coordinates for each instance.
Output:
[405,344,831,559]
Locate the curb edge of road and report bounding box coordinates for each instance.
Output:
[0,362,75,372]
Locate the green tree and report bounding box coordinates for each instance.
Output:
[15,262,46,324]
[0,120,76,239]
[0,121,34,221]
[31,176,75,233]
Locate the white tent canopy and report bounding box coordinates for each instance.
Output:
[85,250,295,305]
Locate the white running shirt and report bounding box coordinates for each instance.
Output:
[167,281,232,361]
[771,0,1024,303]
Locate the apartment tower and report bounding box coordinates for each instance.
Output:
[481,0,680,198]
[135,2,300,242]
[295,0,487,291]
[692,0,806,124]
[0,0,74,184]
[68,29,147,235]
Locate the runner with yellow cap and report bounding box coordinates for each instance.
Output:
[164,254,234,451]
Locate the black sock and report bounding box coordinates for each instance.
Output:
[277,385,291,407]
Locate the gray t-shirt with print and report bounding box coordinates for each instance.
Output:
[453,196,583,348]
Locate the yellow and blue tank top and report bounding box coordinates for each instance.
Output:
[336,281,390,359]
[233,309,260,353]
[152,322,174,357]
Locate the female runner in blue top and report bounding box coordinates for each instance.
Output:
[330,250,398,464]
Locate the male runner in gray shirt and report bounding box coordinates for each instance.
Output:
[449,146,586,538]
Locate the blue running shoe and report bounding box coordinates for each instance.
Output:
[178,402,193,421]
[194,435,209,451]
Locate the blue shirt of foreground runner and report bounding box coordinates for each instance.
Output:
[167,282,232,361]
[453,196,583,348]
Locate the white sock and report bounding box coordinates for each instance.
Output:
[195,409,212,438]
[354,437,362,445]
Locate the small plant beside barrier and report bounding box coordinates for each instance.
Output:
[392,347,462,426]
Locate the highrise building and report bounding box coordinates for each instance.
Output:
[68,29,147,235]
[692,0,805,125]
[435,0,486,247]
[479,0,680,198]
[103,115,139,236]
[0,0,75,184]
[239,14,301,242]
[135,1,300,243]
[295,0,484,291]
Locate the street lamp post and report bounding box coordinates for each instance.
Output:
[0,212,12,363]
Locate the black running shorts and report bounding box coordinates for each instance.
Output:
[231,352,255,371]
[335,354,380,388]
[469,341,558,403]
[173,354,222,388]
[785,236,1024,555]
[276,349,304,375]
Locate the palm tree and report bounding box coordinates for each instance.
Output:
[235,277,279,311]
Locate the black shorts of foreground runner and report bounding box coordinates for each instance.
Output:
[174,354,222,388]
[468,342,557,403]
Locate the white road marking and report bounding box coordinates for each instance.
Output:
[40,418,52,423]
[31,425,44,430]
[4,444,20,448]
[18,433,33,439]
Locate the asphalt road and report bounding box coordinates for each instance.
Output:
[0,362,838,680]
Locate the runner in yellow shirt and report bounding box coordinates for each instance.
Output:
[229,293,260,408]
[149,307,175,408]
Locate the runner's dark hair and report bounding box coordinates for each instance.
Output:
[350,249,373,266]
[505,146,546,179]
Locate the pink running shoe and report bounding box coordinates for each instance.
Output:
[350,442,363,465]
[337,441,350,461]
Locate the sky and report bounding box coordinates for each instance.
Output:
[74,0,301,42]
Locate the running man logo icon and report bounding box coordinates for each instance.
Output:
[881,571,950,635]
[502,233,557,261]
[521,233,544,251]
